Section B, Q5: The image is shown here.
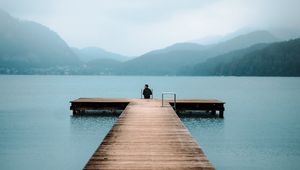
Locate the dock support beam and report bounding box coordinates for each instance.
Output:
[219,110,224,118]
[70,98,225,118]
[211,109,216,115]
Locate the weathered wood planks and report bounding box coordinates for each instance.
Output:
[83,99,215,170]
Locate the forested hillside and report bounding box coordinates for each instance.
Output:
[189,38,300,76]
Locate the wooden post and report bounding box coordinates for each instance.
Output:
[211,109,216,115]
[73,109,79,115]
[161,93,164,106]
[219,110,224,118]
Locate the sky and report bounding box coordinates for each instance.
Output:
[1,0,300,56]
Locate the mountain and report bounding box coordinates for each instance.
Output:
[117,31,278,75]
[114,42,205,75]
[191,28,255,45]
[0,10,80,73]
[270,28,300,41]
[73,47,129,62]
[81,58,122,75]
[208,30,279,55]
[156,42,205,53]
[189,38,300,76]
[1,9,296,76]
[183,43,269,75]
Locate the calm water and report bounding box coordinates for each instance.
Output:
[0,75,299,169]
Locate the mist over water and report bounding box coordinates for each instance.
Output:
[0,75,299,169]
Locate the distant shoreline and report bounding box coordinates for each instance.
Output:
[0,74,299,77]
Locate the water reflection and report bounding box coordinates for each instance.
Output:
[181,117,224,131]
[70,116,117,132]
[68,116,117,169]
[181,117,225,169]
[1,76,299,170]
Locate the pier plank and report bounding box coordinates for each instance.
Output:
[82,99,215,170]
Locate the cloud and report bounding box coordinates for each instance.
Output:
[0,0,54,16]
[0,0,299,55]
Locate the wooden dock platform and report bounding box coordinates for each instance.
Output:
[70,98,225,118]
[83,99,215,169]
[70,98,224,169]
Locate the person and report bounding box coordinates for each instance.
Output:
[143,84,152,99]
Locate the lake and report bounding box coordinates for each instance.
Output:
[0,75,299,169]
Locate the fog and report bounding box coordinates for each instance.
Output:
[1,0,299,55]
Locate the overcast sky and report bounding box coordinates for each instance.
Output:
[1,0,300,56]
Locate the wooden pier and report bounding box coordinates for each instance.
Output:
[70,98,225,118]
[70,98,225,170]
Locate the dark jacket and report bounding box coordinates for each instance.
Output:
[143,88,152,99]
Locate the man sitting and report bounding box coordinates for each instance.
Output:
[143,84,152,99]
